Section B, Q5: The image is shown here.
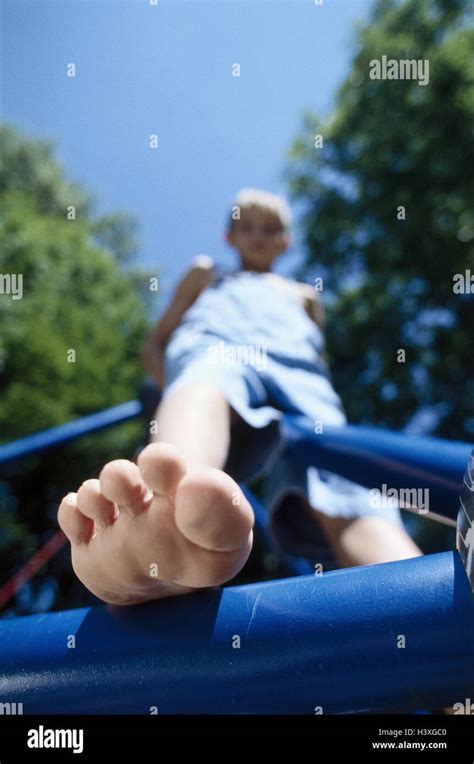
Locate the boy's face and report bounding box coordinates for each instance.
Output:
[225,207,291,272]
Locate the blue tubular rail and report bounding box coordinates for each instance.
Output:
[1,402,470,519]
[0,551,472,714]
[283,416,473,521]
[0,401,142,468]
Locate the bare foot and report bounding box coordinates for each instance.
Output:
[58,443,254,605]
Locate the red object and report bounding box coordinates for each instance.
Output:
[0,530,67,609]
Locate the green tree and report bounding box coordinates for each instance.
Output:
[286,0,474,441]
[0,123,152,613]
[0,125,151,438]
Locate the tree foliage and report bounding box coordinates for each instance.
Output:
[0,124,150,439]
[286,0,474,440]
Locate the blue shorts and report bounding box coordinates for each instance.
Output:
[163,351,405,559]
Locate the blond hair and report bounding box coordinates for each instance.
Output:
[227,188,292,233]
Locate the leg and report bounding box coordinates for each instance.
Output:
[151,382,232,469]
[311,507,423,567]
[58,382,254,605]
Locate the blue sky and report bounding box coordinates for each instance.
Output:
[1,0,373,309]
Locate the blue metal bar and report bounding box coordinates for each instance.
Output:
[0,400,143,467]
[0,551,472,714]
[2,401,470,524]
[283,415,473,521]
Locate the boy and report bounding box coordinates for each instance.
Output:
[58,188,422,606]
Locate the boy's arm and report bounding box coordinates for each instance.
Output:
[141,256,215,388]
[298,283,326,331]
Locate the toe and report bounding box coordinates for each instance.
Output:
[99,459,152,516]
[58,493,95,545]
[77,479,118,529]
[175,468,254,552]
[137,442,186,495]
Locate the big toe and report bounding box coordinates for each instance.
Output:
[175,468,254,552]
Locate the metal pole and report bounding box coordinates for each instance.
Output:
[0,400,143,468]
[0,551,472,714]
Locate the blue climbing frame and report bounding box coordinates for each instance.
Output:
[0,401,473,713]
